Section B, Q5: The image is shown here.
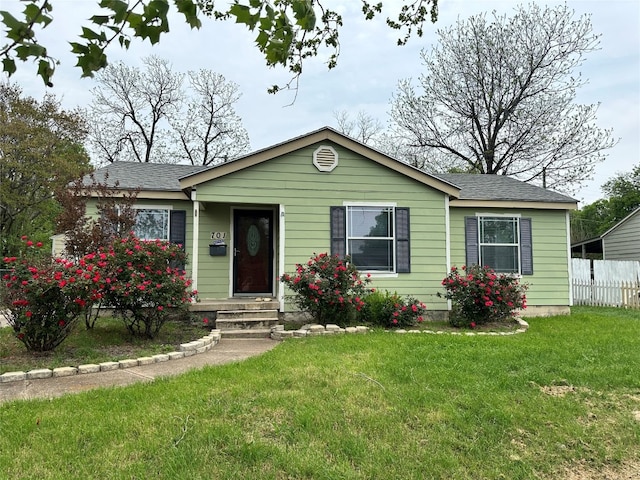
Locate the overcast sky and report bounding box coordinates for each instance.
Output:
[4,0,639,205]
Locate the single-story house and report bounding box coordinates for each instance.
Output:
[84,127,577,320]
[571,207,640,261]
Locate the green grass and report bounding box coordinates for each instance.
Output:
[0,317,206,374]
[1,306,639,479]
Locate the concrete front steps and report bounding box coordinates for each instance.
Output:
[190,298,279,338]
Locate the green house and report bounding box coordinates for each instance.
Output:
[86,127,577,320]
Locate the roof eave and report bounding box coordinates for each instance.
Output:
[87,189,189,200]
[449,199,578,210]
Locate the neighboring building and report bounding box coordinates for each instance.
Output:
[571,207,640,261]
[600,207,640,261]
[83,127,578,317]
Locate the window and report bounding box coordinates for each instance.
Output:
[479,217,519,273]
[465,215,533,275]
[134,208,169,241]
[331,206,410,273]
[348,206,394,272]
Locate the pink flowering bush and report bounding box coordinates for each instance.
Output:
[280,253,372,327]
[361,290,427,328]
[99,233,196,339]
[0,233,197,351]
[1,237,93,351]
[439,265,527,327]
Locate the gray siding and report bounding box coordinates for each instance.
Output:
[603,211,640,260]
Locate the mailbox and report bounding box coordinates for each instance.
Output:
[209,243,227,256]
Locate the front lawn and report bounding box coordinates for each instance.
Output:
[0,317,205,374]
[1,306,639,479]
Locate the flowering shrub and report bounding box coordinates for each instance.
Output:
[361,290,427,328]
[280,253,371,327]
[439,265,527,327]
[100,233,196,339]
[1,237,92,351]
[1,233,197,351]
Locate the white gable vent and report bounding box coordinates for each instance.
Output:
[313,145,338,172]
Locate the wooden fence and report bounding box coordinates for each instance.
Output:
[572,279,640,308]
[571,258,640,308]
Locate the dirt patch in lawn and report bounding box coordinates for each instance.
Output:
[538,384,589,397]
[559,459,640,480]
[536,386,640,479]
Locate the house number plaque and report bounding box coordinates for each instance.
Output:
[211,232,227,240]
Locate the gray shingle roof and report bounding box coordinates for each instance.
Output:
[88,162,576,205]
[432,173,577,204]
[86,162,209,191]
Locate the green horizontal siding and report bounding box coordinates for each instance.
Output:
[195,142,450,309]
[195,204,232,299]
[449,207,570,306]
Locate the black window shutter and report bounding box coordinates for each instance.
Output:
[170,210,187,249]
[465,216,479,266]
[330,206,346,258]
[396,207,411,273]
[520,217,533,275]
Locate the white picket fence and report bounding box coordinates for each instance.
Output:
[573,279,640,308]
[572,258,640,308]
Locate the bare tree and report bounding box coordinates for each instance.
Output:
[333,110,384,145]
[171,70,250,166]
[89,56,182,164]
[374,131,432,169]
[88,56,250,166]
[389,4,616,193]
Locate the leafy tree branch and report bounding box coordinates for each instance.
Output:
[1,0,438,92]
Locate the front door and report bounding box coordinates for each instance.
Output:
[233,209,274,295]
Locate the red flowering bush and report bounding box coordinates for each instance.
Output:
[361,290,427,328]
[1,233,197,351]
[99,233,196,339]
[1,237,93,351]
[280,253,372,327]
[439,265,527,327]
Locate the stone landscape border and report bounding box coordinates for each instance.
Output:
[0,318,528,384]
[270,318,529,340]
[0,330,222,384]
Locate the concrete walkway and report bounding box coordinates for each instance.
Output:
[0,338,279,404]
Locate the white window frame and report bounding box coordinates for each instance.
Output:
[345,202,397,275]
[133,205,173,241]
[476,213,521,274]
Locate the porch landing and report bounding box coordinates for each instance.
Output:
[190,298,280,338]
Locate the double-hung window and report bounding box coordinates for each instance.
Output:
[134,208,170,241]
[465,215,533,275]
[348,205,395,272]
[330,205,411,273]
[479,217,519,273]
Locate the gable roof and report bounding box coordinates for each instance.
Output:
[178,126,461,196]
[570,207,640,256]
[85,127,578,209]
[433,173,577,207]
[601,206,640,238]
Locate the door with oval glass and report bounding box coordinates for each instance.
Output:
[233,209,274,295]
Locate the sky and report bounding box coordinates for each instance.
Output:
[3,0,639,206]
